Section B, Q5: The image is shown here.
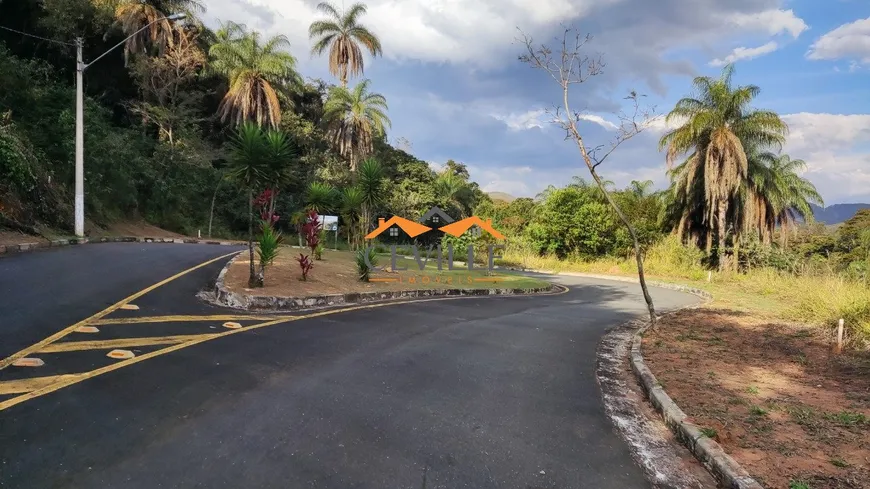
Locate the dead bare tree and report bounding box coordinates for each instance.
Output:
[518,26,659,328]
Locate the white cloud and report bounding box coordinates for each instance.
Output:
[491,109,548,131]
[578,114,619,131]
[806,17,870,65]
[781,113,870,202]
[726,9,808,39]
[709,41,779,66]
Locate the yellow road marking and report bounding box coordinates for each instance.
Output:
[39,334,216,353]
[0,251,240,371]
[0,284,568,412]
[0,374,81,395]
[90,315,294,325]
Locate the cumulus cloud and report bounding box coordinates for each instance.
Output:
[577,114,619,131]
[725,9,808,38]
[491,109,548,131]
[782,113,870,202]
[806,17,870,65]
[710,41,779,66]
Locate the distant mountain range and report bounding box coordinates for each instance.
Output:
[810,203,870,225]
[488,192,517,203]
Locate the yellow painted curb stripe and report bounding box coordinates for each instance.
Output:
[0,251,241,371]
[0,284,567,412]
[38,334,217,353]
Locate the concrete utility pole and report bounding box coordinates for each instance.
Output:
[71,14,186,237]
[75,37,85,237]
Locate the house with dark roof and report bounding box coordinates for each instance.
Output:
[439,216,505,240]
[417,206,455,247]
[365,216,431,244]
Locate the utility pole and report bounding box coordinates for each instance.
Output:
[75,37,85,238]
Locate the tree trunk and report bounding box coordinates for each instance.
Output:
[208,177,222,238]
[717,200,728,272]
[247,189,262,288]
[733,233,740,273]
[590,167,658,328]
[705,231,713,255]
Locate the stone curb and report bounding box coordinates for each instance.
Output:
[0,235,244,257]
[519,268,761,488]
[607,282,763,489]
[213,252,562,312]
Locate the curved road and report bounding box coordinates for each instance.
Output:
[0,243,698,488]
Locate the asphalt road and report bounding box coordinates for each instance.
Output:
[0,244,698,489]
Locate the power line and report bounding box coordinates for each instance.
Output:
[0,25,76,46]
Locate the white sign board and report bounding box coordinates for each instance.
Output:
[320,215,338,231]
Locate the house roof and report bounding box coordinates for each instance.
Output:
[439,216,505,239]
[419,206,454,224]
[365,216,432,239]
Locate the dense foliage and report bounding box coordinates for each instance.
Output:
[0,0,486,241]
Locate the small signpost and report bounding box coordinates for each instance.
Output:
[320,215,339,250]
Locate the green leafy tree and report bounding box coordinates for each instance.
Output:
[526,187,615,258]
[308,1,382,87]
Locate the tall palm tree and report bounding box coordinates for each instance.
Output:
[228,122,269,287]
[323,79,390,171]
[113,0,203,65]
[658,64,788,270]
[308,1,382,87]
[208,21,300,128]
[737,151,823,247]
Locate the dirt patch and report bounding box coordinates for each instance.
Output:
[224,247,549,297]
[91,220,185,239]
[643,309,870,489]
[0,230,49,247]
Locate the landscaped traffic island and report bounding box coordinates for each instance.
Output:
[218,247,554,310]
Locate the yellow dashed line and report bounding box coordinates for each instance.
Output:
[38,334,216,353]
[0,251,240,371]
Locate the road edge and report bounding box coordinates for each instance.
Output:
[0,236,242,257]
[212,252,563,311]
[588,277,765,489]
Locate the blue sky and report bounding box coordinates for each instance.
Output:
[203,0,870,205]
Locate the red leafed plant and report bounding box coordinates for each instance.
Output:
[254,189,279,224]
[297,253,313,281]
[301,209,322,256]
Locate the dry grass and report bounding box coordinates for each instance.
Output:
[499,237,870,348]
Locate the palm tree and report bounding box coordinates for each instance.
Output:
[308,1,382,87]
[305,182,340,213]
[340,187,365,249]
[738,151,823,248]
[228,122,269,287]
[261,130,298,219]
[208,21,300,128]
[323,79,390,171]
[113,0,203,65]
[356,157,384,247]
[658,64,788,270]
[434,170,470,218]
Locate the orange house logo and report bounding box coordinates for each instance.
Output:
[365,208,504,240]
